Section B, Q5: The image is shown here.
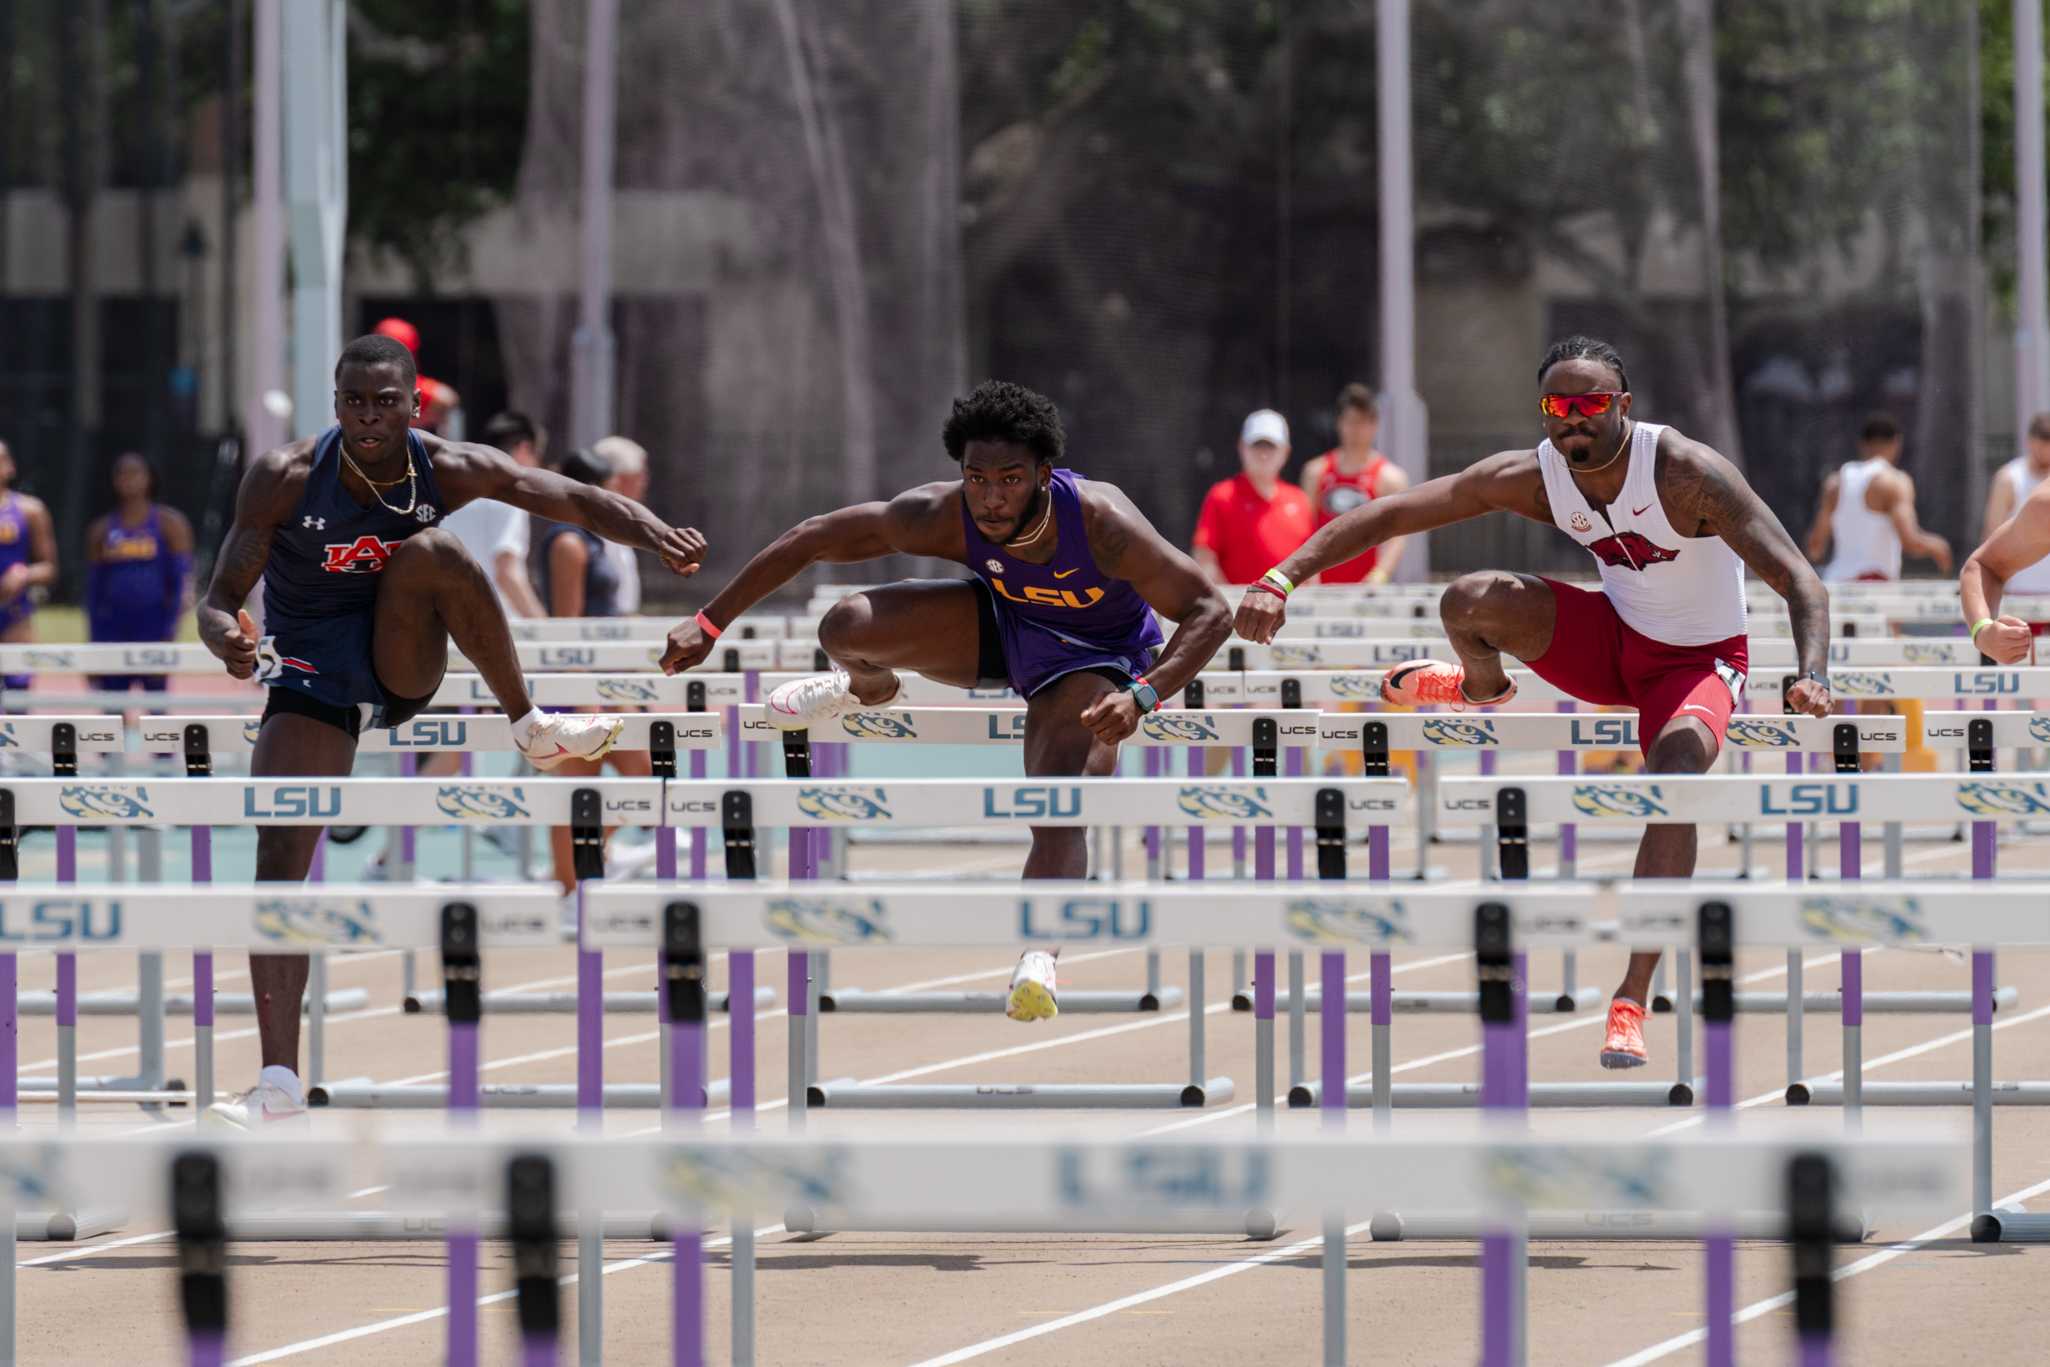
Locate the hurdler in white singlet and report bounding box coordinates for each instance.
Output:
[1997,456,2050,594]
[1536,421,1749,646]
[1821,457,1902,583]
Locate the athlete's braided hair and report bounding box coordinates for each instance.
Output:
[1537,335,1629,392]
[942,380,1066,466]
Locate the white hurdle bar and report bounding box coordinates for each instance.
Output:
[0,1131,1962,1367]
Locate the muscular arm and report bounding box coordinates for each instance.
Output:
[197,446,304,674]
[1270,451,1541,587]
[1671,439,1831,677]
[1879,473,1951,570]
[1804,474,1838,562]
[699,484,964,630]
[1983,477,2016,543]
[434,440,703,573]
[1083,484,1229,701]
[1962,483,2050,629]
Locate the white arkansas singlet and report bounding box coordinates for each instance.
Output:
[1820,457,1902,583]
[1536,421,1749,646]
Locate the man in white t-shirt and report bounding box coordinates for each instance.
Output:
[592,435,648,615]
[441,412,547,617]
[1979,412,2050,601]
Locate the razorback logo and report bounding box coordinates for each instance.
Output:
[321,535,403,574]
[1584,531,1679,572]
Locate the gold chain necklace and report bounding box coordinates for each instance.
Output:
[339,444,419,516]
[1003,489,1054,549]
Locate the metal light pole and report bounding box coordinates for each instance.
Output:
[1377,0,1429,579]
[571,0,620,450]
[282,0,346,442]
[2017,0,2050,433]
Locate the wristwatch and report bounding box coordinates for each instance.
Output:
[1125,677,1161,714]
[1797,670,1829,689]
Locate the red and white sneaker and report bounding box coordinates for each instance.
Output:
[1380,659,1517,710]
[516,713,624,770]
[764,668,900,732]
[1600,997,1649,1070]
[1007,951,1059,1022]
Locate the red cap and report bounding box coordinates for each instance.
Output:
[373,317,421,355]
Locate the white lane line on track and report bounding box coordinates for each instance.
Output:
[902,1219,1375,1367]
[224,1223,787,1365]
[1601,1173,2050,1367]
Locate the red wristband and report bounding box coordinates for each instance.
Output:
[694,609,723,640]
[1247,580,1287,601]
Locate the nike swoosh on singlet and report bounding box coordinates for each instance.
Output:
[1631,503,1654,516]
[1052,568,1081,579]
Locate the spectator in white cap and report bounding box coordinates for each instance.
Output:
[1190,408,1314,585]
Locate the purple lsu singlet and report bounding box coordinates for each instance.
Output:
[0,493,34,631]
[960,468,1163,697]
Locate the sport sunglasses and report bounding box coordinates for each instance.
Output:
[1539,391,1622,420]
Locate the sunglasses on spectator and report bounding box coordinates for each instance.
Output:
[1538,391,1622,420]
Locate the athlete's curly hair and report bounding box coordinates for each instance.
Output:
[941,380,1066,466]
[1537,335,1629,392]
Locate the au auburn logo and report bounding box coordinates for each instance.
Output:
[321,535,403,574]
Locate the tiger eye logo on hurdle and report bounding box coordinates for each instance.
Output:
[435,785,531,821]
[1831,671,1894,697]
[253,898,383,946]
[0,723,14,749]
[1175,786,1274,820]
[2031,718,2050,745]
[1953,782,2050,817]
[1140,714,1220,743]
[839,712,919,740]
[765,897,892,944]
[1018,896,1151,942]
[597,678,661,703]
[1283,898,1411,946]
[1797,895,1927,944]
[0,1150,58,1205]
[241,719,263,745]
[1056,1145,1272,1212]
[24,649,72,669]
[1421,718,1498,747]
[57,786,154,821]
[1903,643,1952,664]
[1569,785,1667,819]
[794,786,893,822]
[1327,673,1380,701]
[1724,720,1798,749]
[1484,1145,1669,1210]
[1269,645,1324,667]
[0,898,122,943]
[658,1146,847,1212]
[1951,671,2022,696]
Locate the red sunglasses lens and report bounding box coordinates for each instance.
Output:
[1541,392,1616,420]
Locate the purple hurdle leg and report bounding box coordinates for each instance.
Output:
[447,1020,481,1367]
[577,881,602,1114]
[55,826,77,1120]
[1841,817,1862,1125]
[1479,947,1528,1367]
[1285,747,1305,875]
[690,747,708,877]
[1185,745,1206,879]
[1231,747,1248,872]
[1320,949,1345,1127]
[671,961,707,1367]
[188,1331,226,1367]
[1253,950,1275,1129]
[1143,747,1163,871]
[192,825,216,1112]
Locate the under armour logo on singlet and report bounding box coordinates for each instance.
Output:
[320,535,403,574]
[303,516,326,530]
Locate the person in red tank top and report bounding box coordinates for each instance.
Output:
[1300,383,1412,583]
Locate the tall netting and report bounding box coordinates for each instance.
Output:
[1413,0,1983,572]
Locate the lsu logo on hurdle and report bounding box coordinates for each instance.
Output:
[0,898,122,943]
[597,677,661,704]
[436,786,531,821]
[1954,782,2050,817]
[765,897,892,944]
[1724,719,1798,749]
[1952,671,2021,696]
[1284,897,1412,946]
[839,712,918,740]
[1176,785,1274,821]
[1019,896,1150,942]
[1569,785,1667,819]
[659,1146,846,1213]
[1798,896,1927,945]
[57,786,154,821]
[1485,1144,1669,1210]
[795,786,893,822]
[1831,671,1894,697]
[254,898,383,947]
[1055,1146,1271,1213]
[1422,718,1497,747]
[1141,713,1221,743]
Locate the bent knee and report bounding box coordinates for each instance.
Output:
[386,526,477,576]
[817,593,878,657]
[1645,724,1717,774]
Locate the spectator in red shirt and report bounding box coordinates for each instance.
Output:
[1191,409,1315,584]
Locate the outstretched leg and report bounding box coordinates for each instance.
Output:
[815,580,990,701]
[371,528,530,716]
[1437,571,1558,701]
[249,711,358,1075]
